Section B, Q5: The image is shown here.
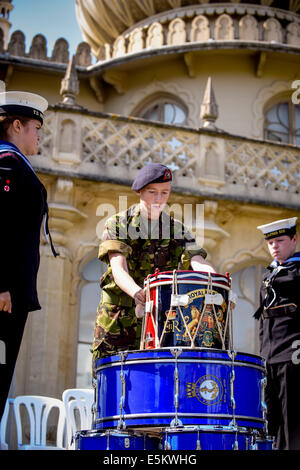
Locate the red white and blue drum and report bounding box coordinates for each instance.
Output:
[142,271,231,350]
[162,425,254,450]
[75,429,160,450]
[94,348,266,431]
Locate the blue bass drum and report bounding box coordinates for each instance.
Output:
[94,348,267,431]
[162,425,254,450]
[75,429,160,450]
[253,436,274,450]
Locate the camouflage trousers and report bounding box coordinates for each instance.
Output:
[92,302,142,377]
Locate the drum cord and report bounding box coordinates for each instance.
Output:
[142,270,233,350]
[160,270,194,347]
[140,276,156,349]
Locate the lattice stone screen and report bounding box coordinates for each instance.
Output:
[35,110,300,208]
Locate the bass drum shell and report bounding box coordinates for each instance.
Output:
[162,426,254,451]
[95,348,266,431]
[75,429,160,450]
[254,437,274,450]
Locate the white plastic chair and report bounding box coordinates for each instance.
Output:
[62,388,94,449]
[13,395,66,450]
[0,398,14,450]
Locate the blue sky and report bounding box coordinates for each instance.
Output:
[9,0,85,56]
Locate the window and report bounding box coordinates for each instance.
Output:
[134,94,188,125]
[76,257,106,388]
[264,101,300,145]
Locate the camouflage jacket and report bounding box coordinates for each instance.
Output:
[98,204,207,308]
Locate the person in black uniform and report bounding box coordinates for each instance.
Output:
[0,90,58,420]
[254,217,300,450]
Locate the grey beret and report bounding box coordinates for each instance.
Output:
[131,163,172,191]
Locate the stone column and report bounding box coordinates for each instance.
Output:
[0,1,13,50]
[195,200,230,267]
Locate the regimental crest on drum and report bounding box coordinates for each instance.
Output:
[141,270,231,350]
[186,375,224,406]
[163,287,228,348]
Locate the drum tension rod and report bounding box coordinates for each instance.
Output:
[118,351,128,430]
[170,348,183,428]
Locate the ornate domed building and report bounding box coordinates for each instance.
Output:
[0,0,299,433]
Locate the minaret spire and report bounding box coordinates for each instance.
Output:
[60,55,80,107]
[200,77,219,129]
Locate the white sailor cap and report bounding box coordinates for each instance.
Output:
[257,217,298,240]
[0,91,48,124]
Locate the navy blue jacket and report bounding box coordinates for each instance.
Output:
[0,140,47,312]
[255,252,300,363]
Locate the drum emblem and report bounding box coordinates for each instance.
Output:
[186,375,223,406]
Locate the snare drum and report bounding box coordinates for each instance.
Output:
[162,425,254,450]
[94,348,266,431]
[75,429,160,450]
[141,270,231,350]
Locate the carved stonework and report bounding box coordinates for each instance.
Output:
[200,77,219,129]
[60,55,80,106]
[36,109,300,208]
[103,69,128,94]
[190,15,210,42]
[29,34,47,60]
[48,178,87,252]
[113,36,126,58]
[167,18,186,45]
[7,30,25,57]
[286,22,300,46]
[128,28,144,53]
[76,0,300,55]
[51,38,69,63]
[52,112,82,166]
[263,18,283,43]
[215,14,234,40]
[146,22,164,49]
[75,42,92,66]
[239,15,259,41]
[198,135,226,189]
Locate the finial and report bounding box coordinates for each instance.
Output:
[200,77,219,129]
[60,54,80,107]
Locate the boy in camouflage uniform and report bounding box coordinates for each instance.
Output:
[92,163,215,365]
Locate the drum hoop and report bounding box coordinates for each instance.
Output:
[95,412,265,424]
[147,270,230,281]
[96,357,266,373]
[96,348,265,363]
[75,429,150,438]
[162,426,253,435]
[146,279,231,291]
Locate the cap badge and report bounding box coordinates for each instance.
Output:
[163,169,171,181]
